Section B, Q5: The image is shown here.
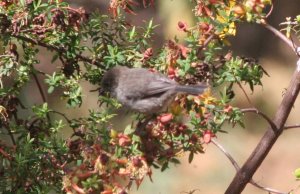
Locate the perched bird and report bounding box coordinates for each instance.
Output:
[101,66,207,113]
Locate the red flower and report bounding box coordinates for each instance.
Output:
[177,21,188,32]
[209,0,220,4]
[203,130,215,144]
[158,113,173,124]
[118,134,131,146]
[178,44,190,59]
[167,66,176,79]
[224,105,233,113]
[142,48,153,61]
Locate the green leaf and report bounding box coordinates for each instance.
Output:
[170,158,181,165]
[48,86,54,94]
[132,134,141,143]
[161,162,169,172]
[124,125,135,135]
[129,26,136,40]
[32,103,50,118]
[20,0,26,6]
[188,151,194,163]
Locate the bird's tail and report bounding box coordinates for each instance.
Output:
[175,84,207,95]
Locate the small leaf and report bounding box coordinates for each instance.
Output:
[161,162,169,172]
[170,158,181,165]
[48,86,54,94]
[188,151,194,163]
[124,125,135,135]
[129,26,136,40]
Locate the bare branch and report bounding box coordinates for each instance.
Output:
[212,139,289,194]
[241,108,277,131]
[237,82,253,105]
[284,124,300,130]
[264,3,274,18]
[262,22,296,53]
[226,70,300,193]
[225,21,300,193]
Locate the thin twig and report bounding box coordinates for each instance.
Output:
[32,72,52,123]
[262,22,295,53]
[211,138,239,171]
[241,108,277,131]
[4,126,16,145]
[0,147,13,160]
[237,82,253,105]
[196,34,216,59]
[49,110,72,124]
[283,124,300,130]
[202,34,215,48]
[212,139,289,194]
[32,73,47,106]
[265,3,274,18]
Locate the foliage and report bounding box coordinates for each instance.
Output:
[0,0,275,193]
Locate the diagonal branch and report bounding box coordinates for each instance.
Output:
[262,22,295,52]
[225,68,300,194]
[225,22,300,193]
[212,139,289,194]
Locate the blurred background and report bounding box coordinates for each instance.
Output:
[20,0,300,193]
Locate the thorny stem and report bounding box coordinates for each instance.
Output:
[225,22,300,193]
[212,139,289,194]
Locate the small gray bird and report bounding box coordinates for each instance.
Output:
[101,66,207,113]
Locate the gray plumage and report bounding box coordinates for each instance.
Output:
[101,66,207,113]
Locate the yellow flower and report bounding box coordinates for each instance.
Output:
[199,88,217,105]
[215,0,238,39]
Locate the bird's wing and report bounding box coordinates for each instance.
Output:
[144,79,176,96]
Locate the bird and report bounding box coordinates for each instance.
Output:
[101,66,207,113]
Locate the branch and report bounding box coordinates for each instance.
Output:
[32,72,52,123]
[226,70,300,194]
[49,110,72,124]
[241,108,277,131]
[225,23,300,193]
[284,124,300,130]
[264,3,274,18]
[3,126,16,145]
[262,22,295,53]
[212,139,289,194]
[0,147,13,161]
